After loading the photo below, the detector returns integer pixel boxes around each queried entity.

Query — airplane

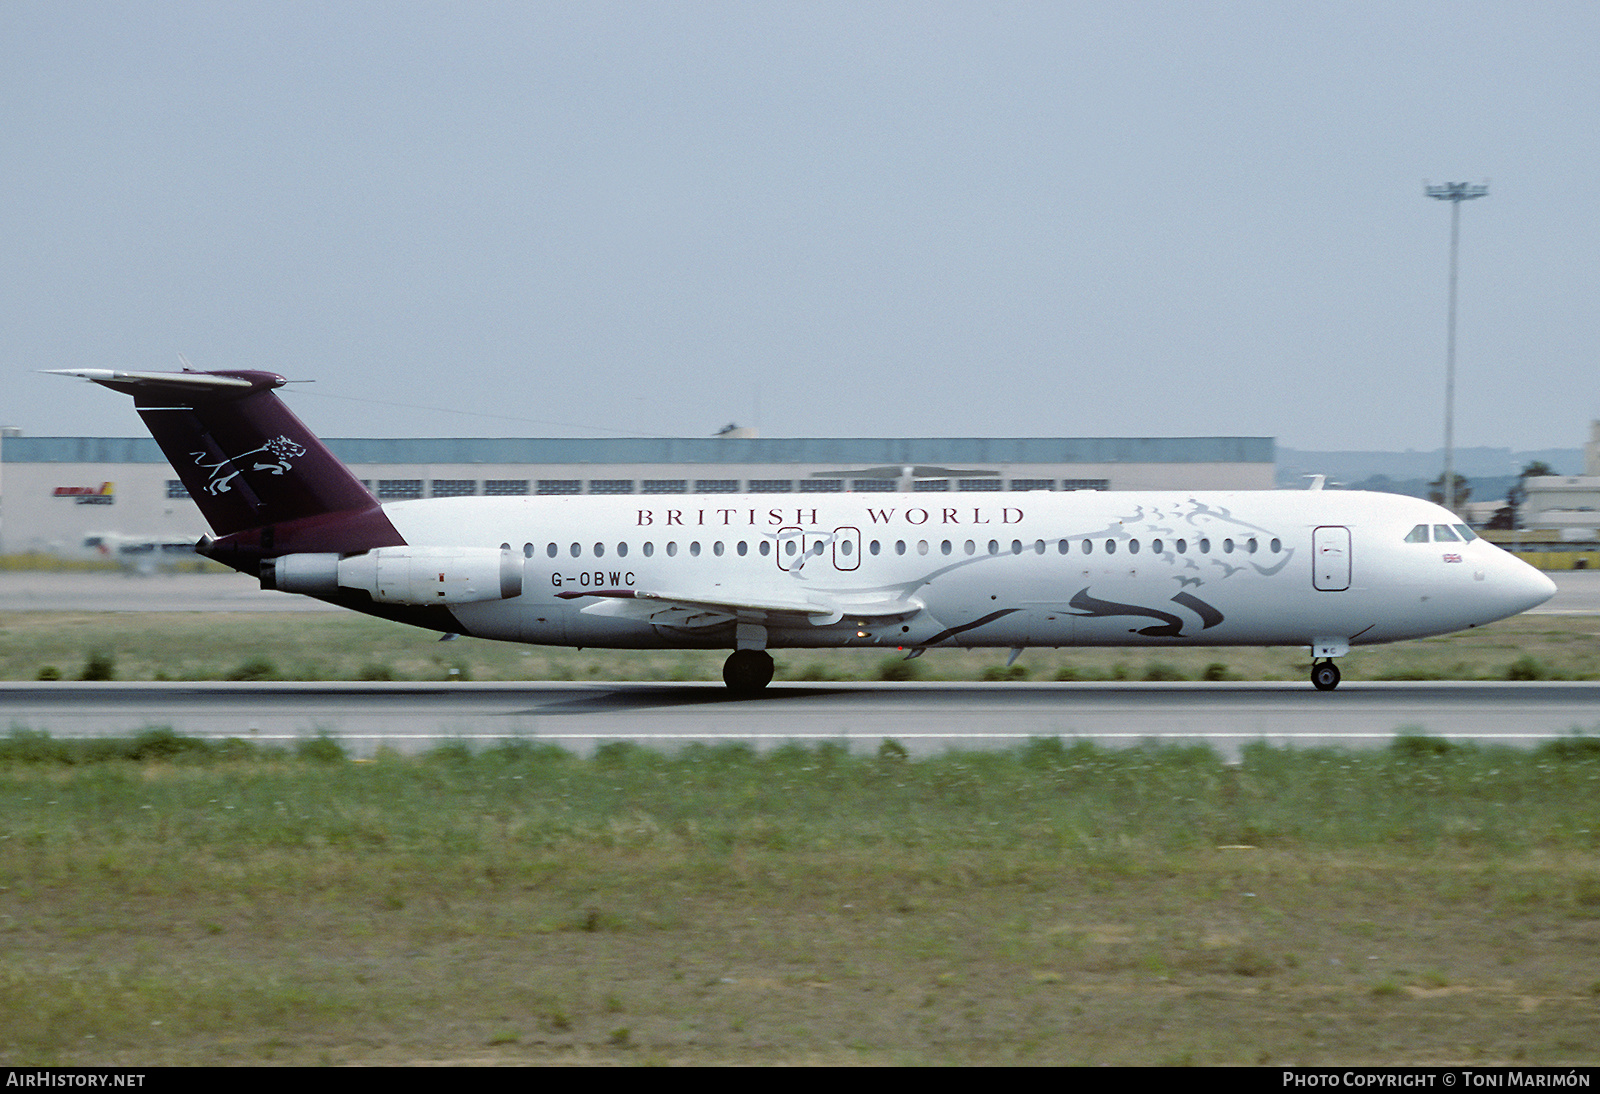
[48,366,1557,693]
[75,532,201,573]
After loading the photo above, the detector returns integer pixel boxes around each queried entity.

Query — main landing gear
[723,649,775,694]
[1311,660,1342,691]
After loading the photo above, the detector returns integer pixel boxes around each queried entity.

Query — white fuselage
[372,489,1555,654]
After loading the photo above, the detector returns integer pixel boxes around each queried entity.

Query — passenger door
[1313,526,1351,591]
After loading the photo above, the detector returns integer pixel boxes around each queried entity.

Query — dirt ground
[7,848,1598,1066]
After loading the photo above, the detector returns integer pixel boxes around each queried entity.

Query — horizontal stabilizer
[43,369,262,392]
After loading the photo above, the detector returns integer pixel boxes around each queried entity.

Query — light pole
[1425,181,1489,515]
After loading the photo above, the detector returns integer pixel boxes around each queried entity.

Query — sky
[3,1,1596,452]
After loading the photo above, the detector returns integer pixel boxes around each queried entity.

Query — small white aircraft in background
[50,367,1556,692]
[75,532,200,573]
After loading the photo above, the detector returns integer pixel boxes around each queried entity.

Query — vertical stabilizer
[47,369,376,536]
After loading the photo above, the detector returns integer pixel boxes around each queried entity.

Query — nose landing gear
[723,649,775,694]
[1309,638,1349,692]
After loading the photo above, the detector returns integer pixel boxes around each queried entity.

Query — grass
[1,730,1599,1064]
[4,610,1600,683]
[2,599,1595,1061]
[0,552,227,574]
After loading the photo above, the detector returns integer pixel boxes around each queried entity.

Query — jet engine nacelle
[268,546,523,605]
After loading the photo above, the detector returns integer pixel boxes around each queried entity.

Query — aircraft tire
[723,649,775,694]
[1311,661,1341,691]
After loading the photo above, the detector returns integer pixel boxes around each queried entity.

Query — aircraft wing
[555,587,923,629]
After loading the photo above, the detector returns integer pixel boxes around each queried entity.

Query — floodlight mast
[1426,181,1489,515]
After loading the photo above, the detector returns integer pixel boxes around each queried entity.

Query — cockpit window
[1454,524,1478,542]
[1433,524,1460,542]
[1404,524,1429,543]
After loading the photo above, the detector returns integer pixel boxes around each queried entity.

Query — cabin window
[1247,538,1258,553]
[1010,540,1022,555]
[917,540,929,555]
[1105,539,1116,555]
[1405,525,1430,543]
[988,540,1000,555]
[896,540,907,556]
[1175,539,1186,553]
[1128,539,1140,555]
[1034,539,1046,555]
[1223,538,1234,554]
[759,541,771,556]
[689,541,701,557]
[1151,539,1162,554]
[736,541,747,557]
[840,540,853,556]
[785,540,797,557]
[1199,538,1210,553]
[1271,538,1281,552]
[1058,539,1070,554]
[965,540,976,555]
[643,542,654,557]
[941,540,952,555]
[523,543,534,558]
[1082,539,1092,555]
[593,543,605,557]
[666,542,678,557]
[869,540,881,555]
[617,542,629,558]
[569,543,581,558]
[1433,525,1460,542]
[713,541,724,556]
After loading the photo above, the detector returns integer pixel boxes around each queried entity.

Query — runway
[4,570,1598,757]
[5,679,1598,757]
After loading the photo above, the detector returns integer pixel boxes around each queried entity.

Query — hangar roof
[7,436,1274,465]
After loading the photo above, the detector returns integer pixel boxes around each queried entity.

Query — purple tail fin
[54,368,375,536]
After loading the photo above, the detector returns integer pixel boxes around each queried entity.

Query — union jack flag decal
[1443,553,1463,563]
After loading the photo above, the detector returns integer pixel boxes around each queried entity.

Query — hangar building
[1,434,1275,558]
